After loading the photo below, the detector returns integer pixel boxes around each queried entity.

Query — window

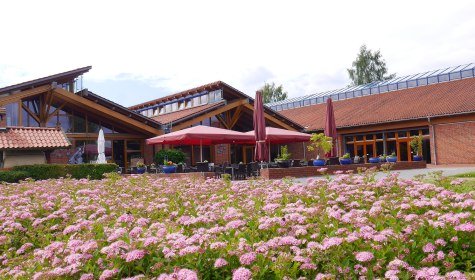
[147,108,153,117]
[200,94,208,104]
[185,100,192,108]
[209,92,215,103]
[193,96,200,106]
[159,107,165,114]
[165,104,172,113]
[178,102,185,110]
[154,108,159,116]
[215,90,222,101]
[171,102,178,111]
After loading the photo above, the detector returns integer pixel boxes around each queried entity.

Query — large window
[6,102,19,126]
[343,128,431,162]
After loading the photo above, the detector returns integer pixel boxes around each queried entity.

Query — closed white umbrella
[97,128,106,164]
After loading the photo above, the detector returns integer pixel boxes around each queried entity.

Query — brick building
[0,63,474,168]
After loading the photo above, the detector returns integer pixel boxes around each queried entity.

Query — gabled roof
[130,81,303,130]
[129,81,227,110]
[77,90,162,128]
[153,101,225,124]
[0,127,71,150]
[0,66,91,94]
[279,77,475,131]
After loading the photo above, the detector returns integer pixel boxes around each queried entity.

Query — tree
[347,44,396,86]
[260,82,288,103]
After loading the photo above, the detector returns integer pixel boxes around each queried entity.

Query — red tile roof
[152,102,224,124]
[130,81,225,110]
[0,127,71,150]
[279,78,475,131]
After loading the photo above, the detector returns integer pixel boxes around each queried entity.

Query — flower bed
[0,172,473,279]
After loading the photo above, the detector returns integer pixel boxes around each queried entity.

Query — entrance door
[243,146,254,163]
[113,140,125,168]
[398,141,410,161]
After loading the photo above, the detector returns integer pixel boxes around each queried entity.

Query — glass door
[398,141,410,161]
[113,140,125,168]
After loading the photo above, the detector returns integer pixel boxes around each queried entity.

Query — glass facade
[343,128,431,162]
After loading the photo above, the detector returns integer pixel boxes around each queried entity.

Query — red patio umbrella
[245,127,311,144]
[324,98,337,157]
[146,125,254,162]
[245,127,311,160]
[253,91,268,162]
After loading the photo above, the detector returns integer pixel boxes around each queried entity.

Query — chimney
[0,107,7,129]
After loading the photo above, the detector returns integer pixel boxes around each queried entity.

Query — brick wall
[144,144,154,165]
[260,161,427,180]
[213,144,230,164]
[48,148,75,164]
[433,121,475,164]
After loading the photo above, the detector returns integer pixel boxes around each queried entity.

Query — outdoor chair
[214,165,224,178]
[235,164,247,180]
[291,159,301,167]
[196,162,209,172]
[248,162,260,177]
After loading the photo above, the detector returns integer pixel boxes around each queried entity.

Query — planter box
[313,159,326,166]
[339,158,352,165]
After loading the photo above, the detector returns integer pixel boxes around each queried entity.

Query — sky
[0,0,474,107]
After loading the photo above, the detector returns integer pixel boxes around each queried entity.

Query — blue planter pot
[137,167,146,174]
[163,165,176,174]
[339,158,352,165]
[368,157,380,163]
[313,159,326,166]
[387,156,397,163]
[413,155,423,161]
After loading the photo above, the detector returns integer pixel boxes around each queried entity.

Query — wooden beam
[172,98,249,131]
[0,85,52,106]
[45,102,66,124]
[45,90,54,119]
[216,114,230,129]
[21,103,40,124]
[53,87,162,136]
[229,105,243,129]
[242,103,297,131]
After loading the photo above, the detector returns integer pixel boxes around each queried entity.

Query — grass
[452,171,475,178]
[416,170,475,194]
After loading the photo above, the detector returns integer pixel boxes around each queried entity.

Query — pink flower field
[0,171,474,279]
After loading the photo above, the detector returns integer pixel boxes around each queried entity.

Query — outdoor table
[225,166,235,179]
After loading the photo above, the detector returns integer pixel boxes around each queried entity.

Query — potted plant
[162,160,177,174]
[410,135,423,161]
[307,133,333,166]
[386,152,397,163]
[368,156,380,163]
[276,145,292,168]
[379,154,387,162]
[339,153,352,165]
[136,162,146,174]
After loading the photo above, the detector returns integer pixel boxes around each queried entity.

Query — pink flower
[454,222,475,232]
[239,252,256,265]
[125,249,146,262]
[79,273,94,280]
[232,267,252,280]
[99,269,118,280]
[214,258,228,268]
[355,251,374,262]
[177,268,198,280]
[422,243,436,253]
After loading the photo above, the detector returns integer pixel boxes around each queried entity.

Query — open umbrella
[97,128,107,164]
[253,91,268,162]
[146,125,254,162]
[245,127,311,160]
[324,98,337,157]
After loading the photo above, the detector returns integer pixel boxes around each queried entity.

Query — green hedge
[0,170,30,183]
[154,149,186,165]
[12,163,118,180]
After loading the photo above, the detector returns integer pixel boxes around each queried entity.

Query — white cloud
[1,0,474,105]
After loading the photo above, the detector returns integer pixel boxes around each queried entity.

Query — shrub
[12,163,117,180]
[154,149,186,165]
[0,170,30,183]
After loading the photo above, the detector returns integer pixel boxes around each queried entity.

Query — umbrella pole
[268,141,271,162]
[200,140,203,162]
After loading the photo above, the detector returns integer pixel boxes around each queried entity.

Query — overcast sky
[1,0,474,106]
